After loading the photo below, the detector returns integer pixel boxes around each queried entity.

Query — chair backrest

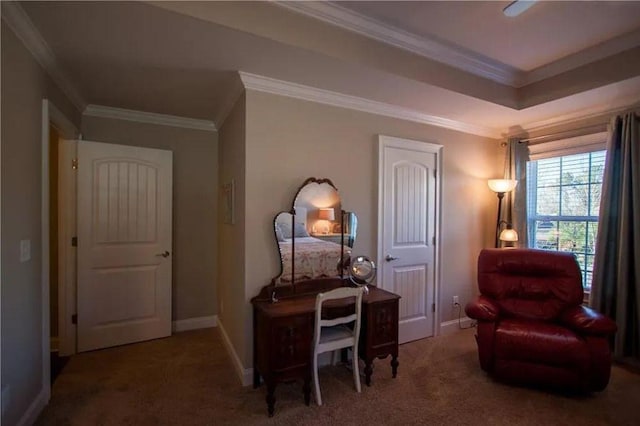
[314,287,364,344]
[477,248,583,321]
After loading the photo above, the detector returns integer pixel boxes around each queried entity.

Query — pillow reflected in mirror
[279,221,310,239]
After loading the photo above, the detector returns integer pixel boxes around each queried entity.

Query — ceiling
[6,1,640,138]
[338,1,640,72]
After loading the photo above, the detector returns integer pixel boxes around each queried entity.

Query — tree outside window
[527,151,605,290]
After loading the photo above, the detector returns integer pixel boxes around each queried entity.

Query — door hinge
[72,158,78,170]
[71,314,77,325]
[432,236,436,245]
[432,303,436,313]
[71,236,77,247]
[434,169,437,178]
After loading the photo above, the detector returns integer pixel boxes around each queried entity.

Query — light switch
[19,239,31,262]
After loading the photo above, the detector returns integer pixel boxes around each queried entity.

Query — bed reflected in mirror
[273,178,357,285]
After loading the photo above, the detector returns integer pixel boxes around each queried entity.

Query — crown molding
[276,2,640,90]
[239,72,500,139]
[83,105,217,132]
[275,1,521,87]
[511,102,640,138]
[1,1,86,110]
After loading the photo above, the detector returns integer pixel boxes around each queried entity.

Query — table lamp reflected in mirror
[317,208,335,234]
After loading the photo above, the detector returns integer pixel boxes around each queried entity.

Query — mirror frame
[272,177,353,286]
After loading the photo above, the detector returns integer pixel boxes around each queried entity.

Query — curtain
[502,138,529,248]
[591,112,640,360]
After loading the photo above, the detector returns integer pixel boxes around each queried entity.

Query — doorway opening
[42,99,79,401]
[48,123,70,383]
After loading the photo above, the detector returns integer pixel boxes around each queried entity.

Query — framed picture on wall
[222,180,235,225]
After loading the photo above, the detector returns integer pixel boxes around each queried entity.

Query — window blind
[528,131,608,161]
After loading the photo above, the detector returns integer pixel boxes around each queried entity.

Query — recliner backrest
[477,248,583,321]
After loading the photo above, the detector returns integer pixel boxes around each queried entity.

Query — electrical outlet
[452,296,459,306]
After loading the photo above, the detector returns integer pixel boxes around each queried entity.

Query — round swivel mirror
[349,255,376,292]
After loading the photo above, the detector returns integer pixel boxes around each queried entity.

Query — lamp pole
[488,179,518,248]
[495,192,505,248]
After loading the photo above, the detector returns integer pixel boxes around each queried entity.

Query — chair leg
[313,352,322,406]
[352,346,361,393]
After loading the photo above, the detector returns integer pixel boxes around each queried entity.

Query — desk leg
[253,368,261,389]
[391,356,399,378]
[303,375,311,406]
[364,360,373,386]
[266,381,276,417]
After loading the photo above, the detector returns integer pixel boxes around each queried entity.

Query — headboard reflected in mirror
[273,177,357,287]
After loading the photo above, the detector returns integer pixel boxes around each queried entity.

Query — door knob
[385,255,398,262]
[156,251,170,258]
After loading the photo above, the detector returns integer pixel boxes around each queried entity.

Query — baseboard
[217,319,253,387]
[172,315,218,332]
[17,387,48,426]
[439,316,475,335]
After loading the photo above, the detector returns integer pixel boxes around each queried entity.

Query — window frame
[525,133,607,293]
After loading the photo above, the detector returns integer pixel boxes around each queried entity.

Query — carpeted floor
[36,327,640,426]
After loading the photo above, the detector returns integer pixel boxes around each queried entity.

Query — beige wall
[217,94,247,362]
[1,21,81,426]
[153,1,517,110]
[81,116,218,321]
[238,89,499,367]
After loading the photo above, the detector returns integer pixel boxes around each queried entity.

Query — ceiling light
[503,0,537,17]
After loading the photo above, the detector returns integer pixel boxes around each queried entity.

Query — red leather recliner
[465,248,617,391]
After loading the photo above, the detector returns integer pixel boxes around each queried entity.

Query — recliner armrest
[465,295,499,322]
[559,305,617,336]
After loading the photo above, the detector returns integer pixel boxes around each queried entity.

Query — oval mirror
[273,178,357,285]
[349,255,376,284]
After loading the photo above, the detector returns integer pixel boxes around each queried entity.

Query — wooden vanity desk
[252,278,400,416]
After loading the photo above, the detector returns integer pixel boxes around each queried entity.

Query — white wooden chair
[312,286,364,406]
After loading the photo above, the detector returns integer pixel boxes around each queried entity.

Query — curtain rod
[516,123,608,144]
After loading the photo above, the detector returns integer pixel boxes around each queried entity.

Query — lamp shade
[499,228,519,242]
[318,208,335,221]
[488,179,518,193]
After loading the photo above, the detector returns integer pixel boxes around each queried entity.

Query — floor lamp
[498,220,519,248]
[488,179,518,248]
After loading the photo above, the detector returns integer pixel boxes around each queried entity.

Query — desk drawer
[270,315,313,372]
[362,300,398,355]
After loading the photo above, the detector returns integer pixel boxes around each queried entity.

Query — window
[527,150,605,290]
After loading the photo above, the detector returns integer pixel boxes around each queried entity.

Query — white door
[77,140,173,352]
[378,136,440,344]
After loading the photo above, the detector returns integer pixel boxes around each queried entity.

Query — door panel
[379,137,439,344]
[394,265,427,319]
[77,141,172,352]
